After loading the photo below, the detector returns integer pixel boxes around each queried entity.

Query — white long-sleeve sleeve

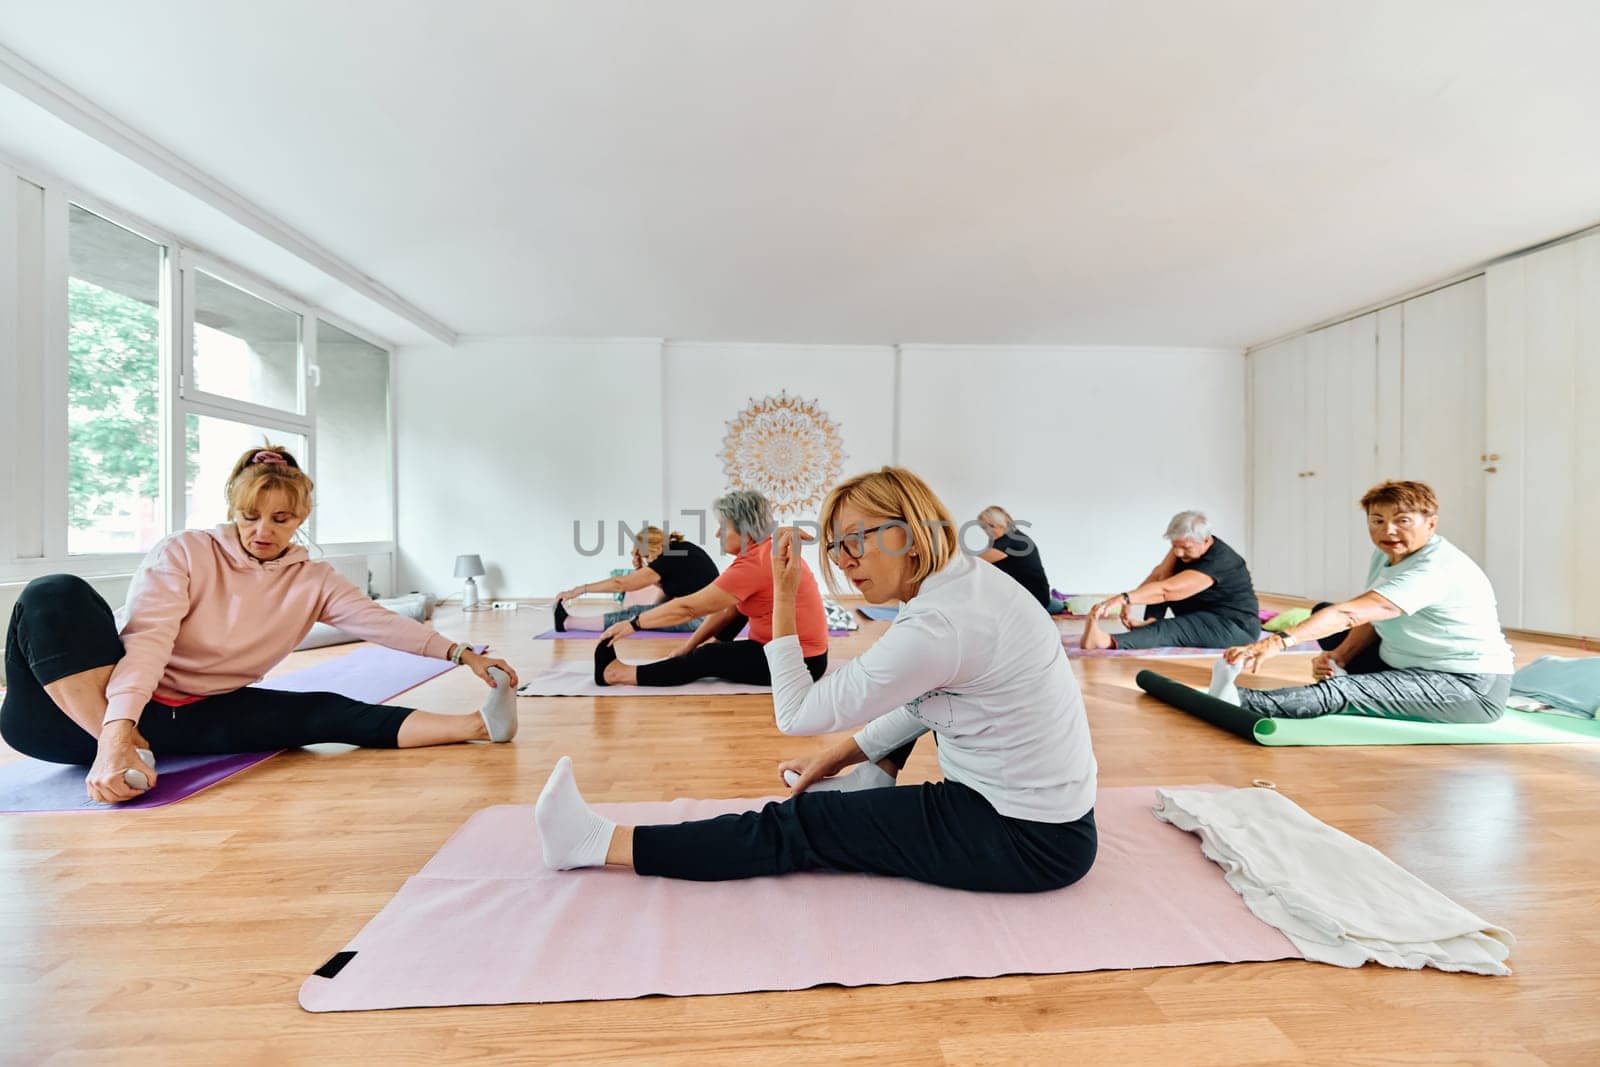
[764,609,961,736]
[854,707,931,762]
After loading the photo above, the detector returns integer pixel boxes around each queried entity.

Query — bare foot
[1079,612,1116,651]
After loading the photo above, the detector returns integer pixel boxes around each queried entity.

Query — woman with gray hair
[593,490,831,687]
[1079,510,1260,651]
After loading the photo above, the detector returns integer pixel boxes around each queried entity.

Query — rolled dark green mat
[1134,670,1271,741]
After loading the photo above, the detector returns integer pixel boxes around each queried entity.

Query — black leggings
[1,574,415,765]
[1115,607,1258,650]
[635,631,829,688]
[633,769,1097,893]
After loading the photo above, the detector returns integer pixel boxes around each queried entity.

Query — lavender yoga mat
[298,785,1301,1011]
[256,644,477,703]
[0,645,468,813]
[518,659,843,697]
[1066,644,1318,660]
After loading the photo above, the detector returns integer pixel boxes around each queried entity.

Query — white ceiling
[3,0,1599,347]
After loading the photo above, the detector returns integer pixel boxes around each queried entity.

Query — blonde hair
[818,467,959,597]
[978,505,1013,530]
[636,526,686,561]
[224,444,314,520]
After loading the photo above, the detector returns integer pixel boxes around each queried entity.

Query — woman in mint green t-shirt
[1211,480,1513,724]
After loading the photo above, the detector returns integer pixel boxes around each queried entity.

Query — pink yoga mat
[298,785,1301,1011]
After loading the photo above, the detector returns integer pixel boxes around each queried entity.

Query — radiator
[325,553,370,592]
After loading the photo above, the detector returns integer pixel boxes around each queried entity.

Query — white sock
[479,667,518,742]
[1208,658,1244,706]
[535,757,616,870]
[783,762,898,793]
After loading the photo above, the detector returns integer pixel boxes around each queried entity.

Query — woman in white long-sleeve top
[531,467,1099,893]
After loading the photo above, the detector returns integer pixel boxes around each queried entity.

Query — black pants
[1115,607,1257,650]
[1,574,415,765]
[633,753,1097,893]
[635,625,829,688]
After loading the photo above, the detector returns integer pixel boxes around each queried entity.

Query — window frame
[0,152,399,585]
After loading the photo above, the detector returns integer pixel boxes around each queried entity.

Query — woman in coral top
[591,490,831,688]
[1,446,520,804]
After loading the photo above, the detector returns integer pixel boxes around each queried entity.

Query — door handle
[1483,466,1498,474]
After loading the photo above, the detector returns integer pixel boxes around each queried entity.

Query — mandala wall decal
[719,391,847,515]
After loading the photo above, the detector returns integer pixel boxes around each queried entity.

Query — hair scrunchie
[252,450,288,467]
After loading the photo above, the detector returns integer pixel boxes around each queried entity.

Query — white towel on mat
[1153,787,1514,975]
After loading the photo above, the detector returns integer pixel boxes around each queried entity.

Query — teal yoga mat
[1135,670,1600,747]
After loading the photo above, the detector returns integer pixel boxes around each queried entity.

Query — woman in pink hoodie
[1,446,521,804]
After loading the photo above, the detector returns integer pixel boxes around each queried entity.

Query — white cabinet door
[1483,232,1600,636]
[1575,236,1600,637]
[1317,314,1379,601]
[1295,329,1326,598]
[1484,259,1527,627]
[1398,277,1488,563]
[1518,241,1581,634]
[1249,336,1309,596]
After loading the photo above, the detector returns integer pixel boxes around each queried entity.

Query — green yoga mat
[1134,670,1600,747]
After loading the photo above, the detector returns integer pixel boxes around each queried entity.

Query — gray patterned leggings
[1238,641,1510,724]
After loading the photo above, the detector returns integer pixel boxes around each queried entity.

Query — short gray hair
[1164,510,1211,542]
[713,490,776,543]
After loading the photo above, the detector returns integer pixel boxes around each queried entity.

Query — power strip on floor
[489,601,519,610]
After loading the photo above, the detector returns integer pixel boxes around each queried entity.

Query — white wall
[662,342,897,529]
[899,346,1248,594]
[392,340,1248,598]
[393,338,664,599]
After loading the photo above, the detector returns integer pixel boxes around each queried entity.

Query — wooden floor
[3,597,1598,1065]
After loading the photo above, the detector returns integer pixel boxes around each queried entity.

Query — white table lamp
[454,554,486,610]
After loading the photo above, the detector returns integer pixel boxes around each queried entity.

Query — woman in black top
[554,527,722,633]
[1080,510,1260,651]
[977,506,1065,614]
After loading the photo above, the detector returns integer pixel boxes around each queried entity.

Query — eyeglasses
[825,524,896,561]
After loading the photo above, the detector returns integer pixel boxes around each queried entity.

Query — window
[66,206,165,555]
[191,269,302,413]
[313,320,393,542]
[2,164,397,583]
[184,414,306,532]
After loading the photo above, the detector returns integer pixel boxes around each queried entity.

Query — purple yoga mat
[0,751,277,813]
[299,785,1301,1011]
[535,628,850,641]
[0,645,470,813]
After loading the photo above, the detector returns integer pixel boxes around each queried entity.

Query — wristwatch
[1277,631,1297,650]
[628,616,643,632]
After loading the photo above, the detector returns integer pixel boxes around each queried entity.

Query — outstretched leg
[1239,668,1509,724]
[534,756,1097,893]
